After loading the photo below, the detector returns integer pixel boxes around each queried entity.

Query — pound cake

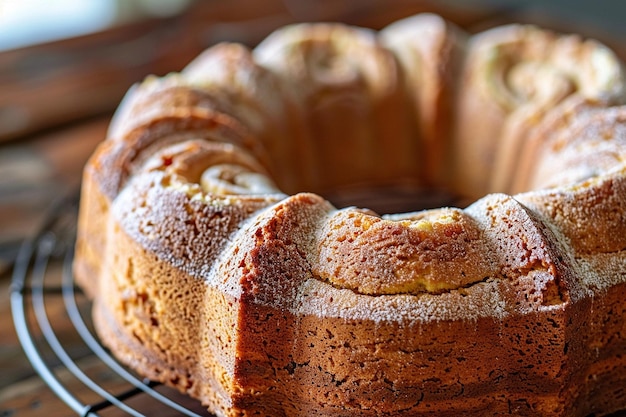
[73,13,626,416]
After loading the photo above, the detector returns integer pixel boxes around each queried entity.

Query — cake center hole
[323,183,466,215]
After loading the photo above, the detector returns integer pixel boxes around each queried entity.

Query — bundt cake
[73,12,626,417]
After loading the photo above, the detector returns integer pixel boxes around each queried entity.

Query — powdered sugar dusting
[294,278,509,323]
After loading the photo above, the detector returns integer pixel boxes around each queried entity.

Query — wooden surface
[0,116,211,415]
[0,118,108,416]
[0,3,500,414]
[2,1,626,415]
[0,0,502,143]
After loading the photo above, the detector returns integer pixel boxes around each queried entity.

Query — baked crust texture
[74,13,626,417]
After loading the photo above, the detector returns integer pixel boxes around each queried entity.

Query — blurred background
[1,1,626,415]
[3,0,626,144]
[3,0,626,309]
[1,0,623,270]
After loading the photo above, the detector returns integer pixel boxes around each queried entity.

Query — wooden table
[0,3,502,415]
[3,2,626,415]
[0,117,212,416]
[0,118,106,416]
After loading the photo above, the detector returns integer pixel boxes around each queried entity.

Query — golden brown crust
[525,107,626,192]
[509,97,607,194]
[74,158,112,297]
[313,207,497,294]
[380,13,468,187]
[518,168,626,258]
[254,22,419,192]
[182,43,307,193]
[452,24,626,199]
[73,13,626,417]
[93,217,240,417]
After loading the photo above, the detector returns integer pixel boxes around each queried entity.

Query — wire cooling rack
[10,193,211,417]
[10,193,626,417]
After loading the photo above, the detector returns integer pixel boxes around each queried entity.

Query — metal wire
[10,194,211,416]
[11,194,626,417]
